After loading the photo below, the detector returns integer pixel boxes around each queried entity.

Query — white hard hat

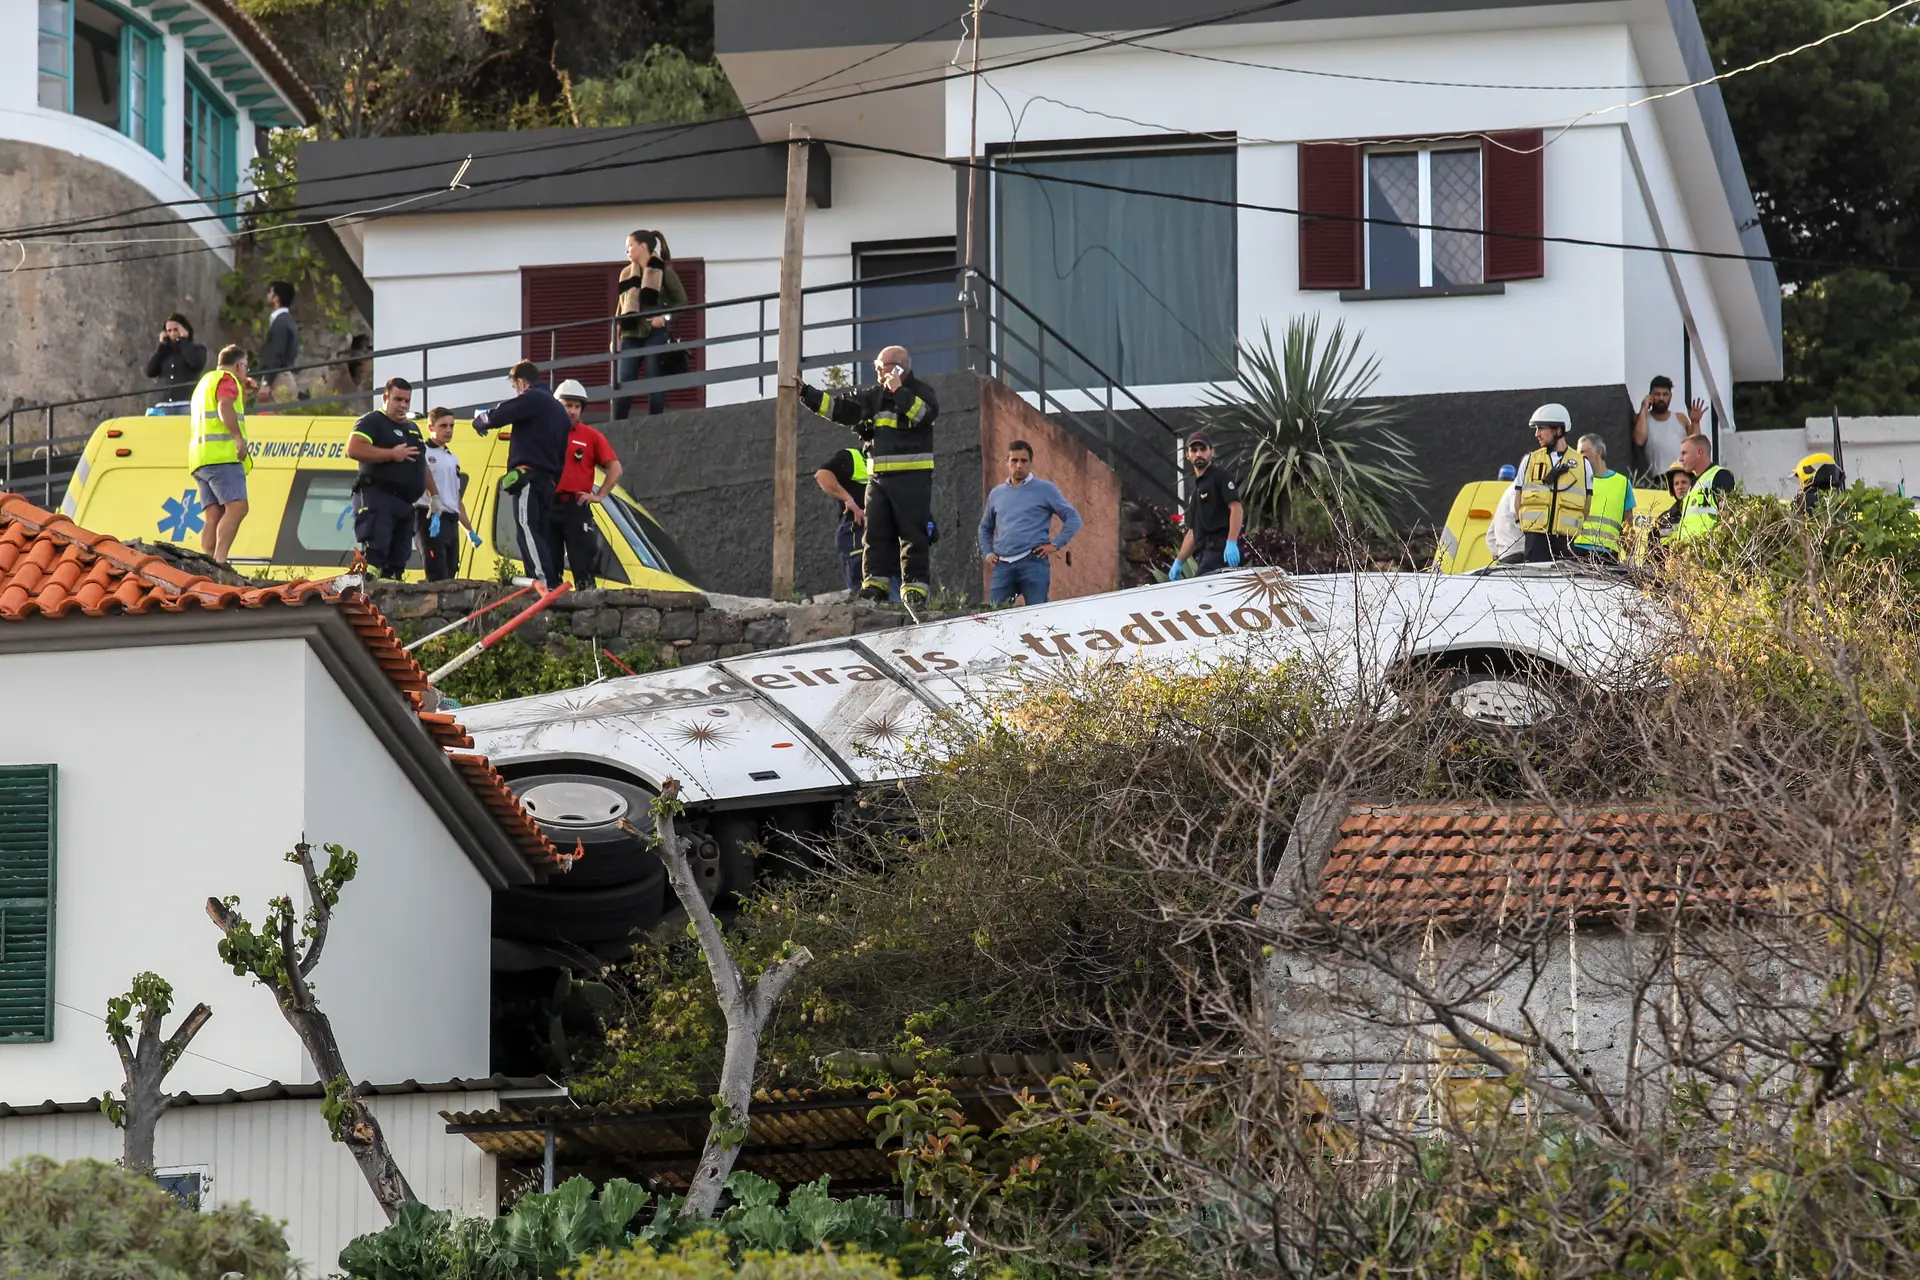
[554,379,589,402]
[1528,402,1571,432]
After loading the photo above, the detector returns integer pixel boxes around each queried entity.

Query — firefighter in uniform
[345,376,433,578]
[812,428,876,594]
[798,345,938,606]
[1512,403,1591,562]
[1793,452,1845,512]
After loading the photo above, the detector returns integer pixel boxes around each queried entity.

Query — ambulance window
[271,472,360,566]
[608,494,704,589]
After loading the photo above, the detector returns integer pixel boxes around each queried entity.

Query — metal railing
[3,267,1185,509]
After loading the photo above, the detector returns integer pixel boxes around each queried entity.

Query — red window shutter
[1482,129,1544,282]
[521,265,619,411]
[665,257,706,411]
[1297,143,1363,290]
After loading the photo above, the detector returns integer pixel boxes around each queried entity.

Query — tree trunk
[287,1002,416,1216]
[627,791,809,1219]
[111,996,210,1172]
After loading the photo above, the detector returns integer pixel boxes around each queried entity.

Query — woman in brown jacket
[612,229,687,418]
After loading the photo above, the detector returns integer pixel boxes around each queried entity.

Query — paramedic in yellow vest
[187,344,253,563]
[812,427,875,595]
[1511,402,1591,563]
[1672,433,1735,543]
[1572,434,1634,565]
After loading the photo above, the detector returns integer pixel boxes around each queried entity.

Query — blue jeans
[614,327,670,418]
[989,556,1051,605]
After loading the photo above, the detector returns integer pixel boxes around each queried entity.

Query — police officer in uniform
[345,376,433,578]
[1169,433,1243,578]
[1512,403,1591,562]
[798,345,939,606]
[1671,433,1734,544]
[812,427,875,594]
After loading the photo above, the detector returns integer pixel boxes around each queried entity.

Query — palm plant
[1198,317,1419,537]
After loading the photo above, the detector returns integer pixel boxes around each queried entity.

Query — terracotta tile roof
[0,493,552,868]
[1314,804,1772,928]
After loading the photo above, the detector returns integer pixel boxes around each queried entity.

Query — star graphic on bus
[157,489,205,541]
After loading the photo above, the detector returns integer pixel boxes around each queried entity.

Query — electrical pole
[962,0,983,367]
[772,123,810,599]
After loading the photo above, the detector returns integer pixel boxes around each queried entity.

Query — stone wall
[369,581,945,668]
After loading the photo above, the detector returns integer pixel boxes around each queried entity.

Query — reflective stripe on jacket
[188,369,249,473]
[1577,471,1630,553]
[846,446,871,484]
[1515,446,1587,538]
[1673,464,1727,542]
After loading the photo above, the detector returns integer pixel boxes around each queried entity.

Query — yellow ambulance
[61,413,703,590]
[1434,478,1676,574]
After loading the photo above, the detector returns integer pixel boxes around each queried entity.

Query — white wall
[0,634,494,1104]
[365,148,954,412]
[301,649,492,1084]
[0,1089,499,1274]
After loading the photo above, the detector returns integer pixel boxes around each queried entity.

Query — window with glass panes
[38,0,72,111]
[37,0,164,158]
[184,70,237,222]
[1364,147,1485,290]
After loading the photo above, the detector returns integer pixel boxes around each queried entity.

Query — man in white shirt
[1632,375,1705,479]
[415,407,479,581]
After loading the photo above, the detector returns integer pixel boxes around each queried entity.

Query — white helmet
[1528,402,1571,433]
[554,379,589,402]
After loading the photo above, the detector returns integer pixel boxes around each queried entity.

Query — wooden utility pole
[772,123,810,599]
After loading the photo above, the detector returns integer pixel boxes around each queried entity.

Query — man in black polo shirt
[345,377,432,578]
[473,359,571,589]
[1170,433,1244,579]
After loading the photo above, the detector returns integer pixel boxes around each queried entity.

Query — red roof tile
[0,493,553,867]
[1314,804,1773,928]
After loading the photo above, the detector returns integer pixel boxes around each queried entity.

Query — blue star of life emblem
[158,488,205,541]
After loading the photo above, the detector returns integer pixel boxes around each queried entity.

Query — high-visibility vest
[188,369,250,473]
[1576,471,1630,553]
[846,446,870,484]
[1673,464,1727,542]
[1515,446,1588,538]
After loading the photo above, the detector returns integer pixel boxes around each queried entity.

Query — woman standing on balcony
[612,230,687,419]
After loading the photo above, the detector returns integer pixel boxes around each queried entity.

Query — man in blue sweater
[473,360,572,589]
[978,439,1082,606]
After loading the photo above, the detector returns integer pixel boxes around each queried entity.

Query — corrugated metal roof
[0,1075,560,1119]
[443,1055,1114,1192]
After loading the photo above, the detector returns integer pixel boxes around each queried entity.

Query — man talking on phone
[797,344,939,608]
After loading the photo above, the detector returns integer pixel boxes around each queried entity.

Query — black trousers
[548,494,603,589]
[1193,536,1231,576]
[863,470,932,595]
[509,466,563,589]
[353,486,417,579]
[1523,532,1575,563]
[415,507,461,581]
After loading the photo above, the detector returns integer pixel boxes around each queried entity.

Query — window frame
[1363,144,1485,292]
[184,67,238,226]
[39,0,74,113]
[121,15,163,157]
[0,764,58,1045]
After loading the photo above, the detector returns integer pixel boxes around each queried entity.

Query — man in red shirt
[549,379,625,588]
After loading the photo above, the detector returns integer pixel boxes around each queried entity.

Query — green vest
[846,446,870,484]
[188,369,249,472]
[1576,471,1630,553]
[1674,464,1727,542]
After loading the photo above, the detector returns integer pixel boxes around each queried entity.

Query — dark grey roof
[297,117,831,220]
[716,0,1603,54]
[0,1075,561,1119]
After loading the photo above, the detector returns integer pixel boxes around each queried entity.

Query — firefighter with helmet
[1794,452,1846,512]
[1511,402,1593,562]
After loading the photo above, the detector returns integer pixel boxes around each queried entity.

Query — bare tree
[206,841,415,1220]
[98,972,212,1171]
[620,778,811,1218]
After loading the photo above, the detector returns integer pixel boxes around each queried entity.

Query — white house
[0,491,565,1270]
[1,0,313,418]
[302,0,1780,514]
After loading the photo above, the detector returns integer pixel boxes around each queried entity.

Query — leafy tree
[206,841,416,1220]
[0,1156,291,1277]
[569,46,742,127]
[1696,0,1920,427]
[221,128,356,359]
[97,972,212,1171]
[1196,318,1418,537]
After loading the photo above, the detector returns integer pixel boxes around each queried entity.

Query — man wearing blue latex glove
[429,511,441,539]
[1168,558,1185,582]
[414,406,476,581]
[1168,433,1244,578]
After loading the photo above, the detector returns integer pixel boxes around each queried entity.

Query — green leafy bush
[340,1174,957,1280]
[571,1235,906,1280]
[0,1156,291,1278]
[406,632,671,707]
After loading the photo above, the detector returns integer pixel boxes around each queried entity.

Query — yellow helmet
[1795,452,1838,489]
